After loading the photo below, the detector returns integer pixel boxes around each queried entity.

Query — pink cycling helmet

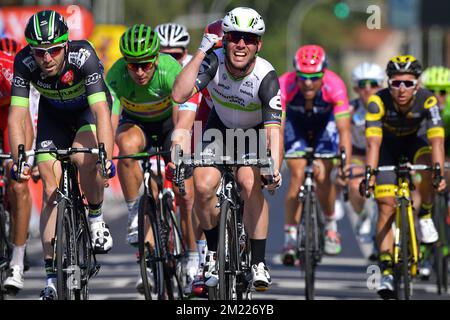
[294,44,327,73]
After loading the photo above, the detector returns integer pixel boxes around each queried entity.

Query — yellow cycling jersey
[365,88,444,140]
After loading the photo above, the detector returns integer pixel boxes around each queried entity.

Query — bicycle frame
[393,176,418,277]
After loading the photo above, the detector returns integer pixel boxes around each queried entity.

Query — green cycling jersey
[106,53,182,122]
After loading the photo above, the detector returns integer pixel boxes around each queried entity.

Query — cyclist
[8,10,115,300]
[0,38,37,294]
[348,62,384,245]
[172,7,282,291]
[106,24,196,293]
[363,55,446,298]
[418,66,450,279]
[154,22,211,295]
[279,44,352,265]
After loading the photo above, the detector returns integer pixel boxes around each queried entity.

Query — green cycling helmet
[120,24,160,62]
[422,66,450,91]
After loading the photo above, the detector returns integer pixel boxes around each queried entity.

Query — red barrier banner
[0,5,94,45]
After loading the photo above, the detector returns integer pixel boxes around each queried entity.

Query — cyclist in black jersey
[363,55,446,298]
[8,10,115,300]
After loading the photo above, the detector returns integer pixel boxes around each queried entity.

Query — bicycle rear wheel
[302,192,316,300]
[218,200,238,300]
[56,199,77,300]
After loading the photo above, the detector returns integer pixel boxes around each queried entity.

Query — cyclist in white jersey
[171,7,282,292]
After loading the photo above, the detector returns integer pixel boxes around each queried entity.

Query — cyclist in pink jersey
[280,45,352,264]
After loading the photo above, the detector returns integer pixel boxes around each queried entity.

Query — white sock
[126,198,139,213]
[46,277,57,288]
[325,215,337,232]
[10,244,26,269]
[196,240,207,267]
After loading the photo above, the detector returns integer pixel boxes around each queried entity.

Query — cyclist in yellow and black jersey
[363,55,446,299]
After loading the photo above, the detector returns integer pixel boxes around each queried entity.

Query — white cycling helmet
[351,62,384,85]
[155,23,190,48]
[222,7,265,36]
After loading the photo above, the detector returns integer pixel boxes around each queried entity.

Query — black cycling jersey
[11,40,110,111]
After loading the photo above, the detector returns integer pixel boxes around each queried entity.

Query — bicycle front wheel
[56,199,77,300]
[218,200,238,300]
[400,198,411,300]
[302,192,316,300]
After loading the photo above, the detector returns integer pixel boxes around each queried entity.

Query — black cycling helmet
[24,10,69,46]
[386,55,422,78]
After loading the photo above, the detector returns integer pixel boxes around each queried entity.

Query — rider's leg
[72,126,113,253]
[115,123,145,245]
[283,159,306,263]
[415,150,438,244]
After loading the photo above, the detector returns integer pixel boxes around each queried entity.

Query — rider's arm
[331,74,352,165]
[260,70,283,171]
[82,45,114,160]
[172,53,218,154]
[8,53,31,162]
[172,51,218,104]
[425,95,446,176]
[365,94,384,170]
[105,64,123,136]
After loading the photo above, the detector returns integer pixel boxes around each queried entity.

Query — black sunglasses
[225,32,260,45]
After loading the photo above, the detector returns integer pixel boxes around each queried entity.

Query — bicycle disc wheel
[218,200,237,300]
[303,193,316,300]
[56,199,77,300]
[400,198,411,300]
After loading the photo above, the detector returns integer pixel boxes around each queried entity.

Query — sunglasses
[225,32,259,45]
[126,60,155,72]
[31,43,66,58]
[388,79,417,89]
[357,79,380,89]
[431,89,448,96]
[166,51,184,61]
[296,72,324,81]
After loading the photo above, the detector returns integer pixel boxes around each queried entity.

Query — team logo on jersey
[22,56,37,72]
[269,90,282,110]
[85,73,101,86]
[60,70,74,86]
[36,80,51,89]
[243,80,254,89]
[69,48,91,69]
[13,77,27,88]
[41,140,53,148]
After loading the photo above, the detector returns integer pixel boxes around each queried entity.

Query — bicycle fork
[393,183,419,277]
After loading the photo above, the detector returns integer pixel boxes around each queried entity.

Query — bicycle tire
[0,204,9,300]
[303,192,315,300]
[138,195,159,299]
[433,194,444,295]
[56,199,76,300]
[75,207,92,300]
[164,200,184,300]
[400,198,411,300]
[218,200,237,300]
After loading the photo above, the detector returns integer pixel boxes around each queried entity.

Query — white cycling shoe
[90,221,113,254]
[4,265,24,291]
[419,217,438,244]
[251,262,272,292]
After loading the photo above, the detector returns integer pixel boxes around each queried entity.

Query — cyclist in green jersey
[106,24,195,294]
[419,66,450,278]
